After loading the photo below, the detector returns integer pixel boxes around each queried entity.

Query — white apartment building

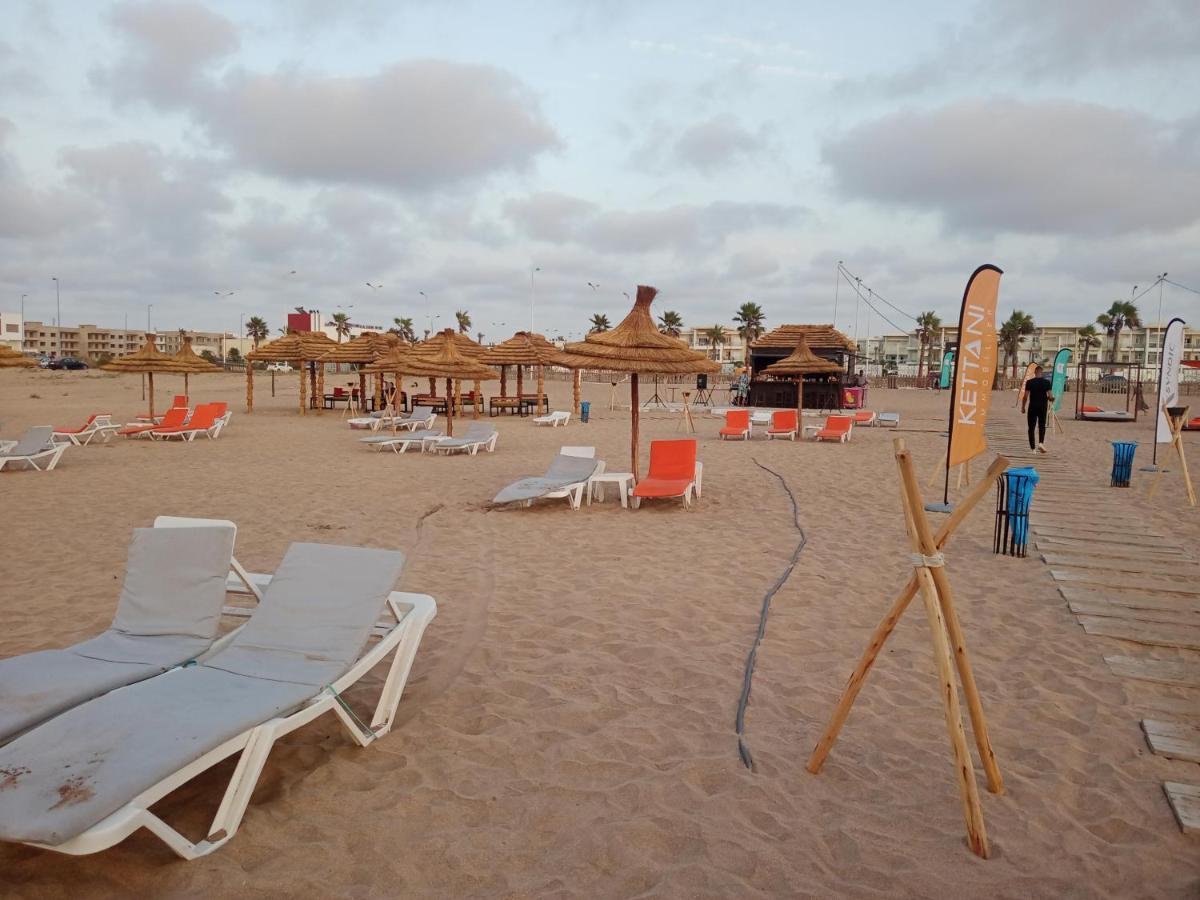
[0,312,23,351]
[679,325,743,364]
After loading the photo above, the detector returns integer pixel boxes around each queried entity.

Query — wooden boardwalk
[986,414,1200,836]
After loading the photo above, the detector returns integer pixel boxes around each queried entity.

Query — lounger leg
[204,722,282,848]
[368,608,436,738]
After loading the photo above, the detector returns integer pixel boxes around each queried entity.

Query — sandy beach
[1,368,1197,898]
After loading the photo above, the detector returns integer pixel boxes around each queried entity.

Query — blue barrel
[995,466,1039,556]
[1110,441,1137,487]
[580,401,590,423]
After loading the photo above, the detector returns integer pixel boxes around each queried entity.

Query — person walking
[1021,365,1054,453]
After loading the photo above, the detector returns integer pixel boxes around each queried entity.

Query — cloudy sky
[2,0,1198,342]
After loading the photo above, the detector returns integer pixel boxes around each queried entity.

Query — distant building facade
[679,325,741,363]
[16,319,241,363]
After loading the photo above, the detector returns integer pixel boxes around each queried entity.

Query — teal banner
[938,351,955,389]
[1051,347,1071,411]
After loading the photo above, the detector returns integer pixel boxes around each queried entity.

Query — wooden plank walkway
[987,414,1200,836]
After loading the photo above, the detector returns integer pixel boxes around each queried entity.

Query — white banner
[1156,318,1186,443]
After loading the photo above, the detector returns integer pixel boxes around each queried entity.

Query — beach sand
[1,368,1197,898]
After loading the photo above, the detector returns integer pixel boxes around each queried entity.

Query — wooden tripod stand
[807,441,1008,859]
[1148,404,1196,507]
[676,391,696,433]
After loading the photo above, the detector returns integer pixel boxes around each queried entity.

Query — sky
[1,0,1198,343]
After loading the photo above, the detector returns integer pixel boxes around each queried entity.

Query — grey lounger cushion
[0,542,404,846]
[360,429,443,445]
[438,423,495,448]
[492,454,600,505]
[0,426,54,458]
[0,525,236,744]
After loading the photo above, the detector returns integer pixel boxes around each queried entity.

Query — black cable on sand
[736,459,808,770]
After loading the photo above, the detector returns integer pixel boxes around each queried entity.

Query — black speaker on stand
[694,372,712,405]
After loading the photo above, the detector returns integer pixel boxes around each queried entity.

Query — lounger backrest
[5,426,54,457]
[560,446,595,458]
[412,407,433,421]
[826,415,853,433]
[724,410,750,429]
[647,439,697,481]
[772,410,797,430]
[181,404,221,429]
[157,407,189,429]
[545,454,600,482]
[208,543,405,686]
[462,423,495,441]
[172,395,187,408]
[109,526,237,639]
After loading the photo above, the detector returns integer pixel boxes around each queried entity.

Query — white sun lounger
[433,423,498,455]
[492,448,602,510]
[0,541,435,859]
[363,430,445,453]
[0,426,68,472]
[532,410,570,427]
[353,407,437,432]
[52,414,121,446]
[0,524,251,747]
[878,412,900,428]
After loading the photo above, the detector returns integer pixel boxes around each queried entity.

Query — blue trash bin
[994,466,1039,557]
[580,401,590,423]
[1110,441,1137,487]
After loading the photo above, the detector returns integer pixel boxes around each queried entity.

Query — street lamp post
[529,265,541,332]
[147,304,153,332]
[19,293,26,352]
[51,277,60,358]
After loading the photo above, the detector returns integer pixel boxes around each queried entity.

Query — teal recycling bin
[580,401,590,423]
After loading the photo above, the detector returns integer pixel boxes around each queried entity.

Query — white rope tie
[911,552,946,568]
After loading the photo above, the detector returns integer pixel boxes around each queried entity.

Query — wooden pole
[573,369,581,416]
[428,377,436,397]
[1166,405,1196,507]
[359,372,367,411]
[374,372,383,411]
[455,377,463,423]
[246,365,253,413]
[537,365,545,415]
[807,454,1008,775]
[184,372,190,398]
[147,372,155,419]
[446,377,455,437]
[897,443,1003,796]
[472,378,481,419]
[631,373,640,481]
[316,364,325,414]
[501,365,508,397]
[298,363,306,415]
[517,365,524,403]
[896,449,990,858]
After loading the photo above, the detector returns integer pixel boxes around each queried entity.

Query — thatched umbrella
[554,285,718,480]
[317,332,403,411]
[169,335,222,397]
[761,334,843,413]
[0,345,36,368]
[412,330,487,416]
[395,329,496,436]
[100,333,182,418]
[485,331,562,415]
[245,331,338,414]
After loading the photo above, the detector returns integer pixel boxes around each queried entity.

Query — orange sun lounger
[151,403,226,441]
[631,439,700,509]
[53,414,120,446]
[719,410,752,441]
[120,406,188,438]
[814,415,854,443]
[766,410,798,440]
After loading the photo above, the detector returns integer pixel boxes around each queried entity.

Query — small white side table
[802,424,821,439]
[589,472,634,508]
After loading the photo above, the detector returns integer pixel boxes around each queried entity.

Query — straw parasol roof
[246,330,338,362]
[556,286,721,375]
[554,285,718,480]
[0,344,36,368]
[101,333,185,417]
[761,334,843,377]
[751,324,856,353]
[393,329,496,436]
[169,335,222,395]
[485,331,563,366]
[411,329,485,358]
[316,331,403,365]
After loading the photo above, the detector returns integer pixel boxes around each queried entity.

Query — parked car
[266,362,293,372]
[1098,373,1127,393]
[47,357,89,370]
[36,356,53,368]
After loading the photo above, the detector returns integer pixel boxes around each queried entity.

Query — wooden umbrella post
[455,377,463,421]
[246,365,254,413]
[500,365,508,397]
[537,365,546,415]
[375,373,383,411]
[359,372,367,412]
[147,372,155,419]
[428,377,436,397]
[630,372,640,481]
[446,377,455,437]
[315,363,325,414]
[298,363,306,415]
[184,372,190,398]
[573,369,581,416]
[517,365,524,406]
[472,378,481,419]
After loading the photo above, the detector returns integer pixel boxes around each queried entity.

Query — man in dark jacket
[1021,365,1054,453]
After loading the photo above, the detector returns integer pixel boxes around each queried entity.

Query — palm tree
[704,325,726,361]
[1076,323,1102,361]
[455,310,472,334]
[245,316,269,348]
[658,310,683,336]
[390,317,416,342]
[1096,300,1141,361]
[733,302,766,365]
[588,313,611,334]
[998,310,1035,378]
[330,312,351,342]
[914,311,942,378]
